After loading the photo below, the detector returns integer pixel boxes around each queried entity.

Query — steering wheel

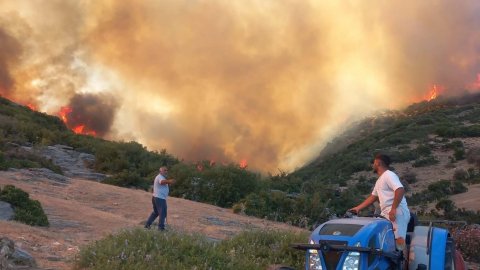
[344,210,358,218]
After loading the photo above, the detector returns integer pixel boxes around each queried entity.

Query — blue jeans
[145,197,167,230]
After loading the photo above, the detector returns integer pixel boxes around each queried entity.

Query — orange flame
[58,106,96,136]
[26,103,36,110]
[59,106,72,123]
[467,73,480,90]
[426,84,442,101]
[239,159,248,169]
[72,125,97,136]
[73,125,85,134]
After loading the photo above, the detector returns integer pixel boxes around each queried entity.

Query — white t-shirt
[372,170,408,217]
[153,173,169,199]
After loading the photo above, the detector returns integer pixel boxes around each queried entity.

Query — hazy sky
[1,1,479,172]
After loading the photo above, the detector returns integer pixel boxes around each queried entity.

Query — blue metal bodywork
[306,217,397,270]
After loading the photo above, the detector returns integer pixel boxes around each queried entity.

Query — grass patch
[75,228,308,270]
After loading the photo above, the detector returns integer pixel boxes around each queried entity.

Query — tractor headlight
[308,240,322,270]
[342,251,360,270]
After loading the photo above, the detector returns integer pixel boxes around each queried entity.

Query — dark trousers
[145,197,167,230]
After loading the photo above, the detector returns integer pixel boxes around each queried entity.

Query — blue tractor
[292,213,466,270]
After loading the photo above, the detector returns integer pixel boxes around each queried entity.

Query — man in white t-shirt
[145,166,175,231]
[350,154,410,251]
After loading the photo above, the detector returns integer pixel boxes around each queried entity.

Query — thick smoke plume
[65,93,118,137]
[1,1,479,172]
[0,27,21,95]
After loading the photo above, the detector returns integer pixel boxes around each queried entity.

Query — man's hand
[349,207,361,214]
[389,207,397,221]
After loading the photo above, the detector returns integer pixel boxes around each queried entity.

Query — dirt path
[0,170,302,269]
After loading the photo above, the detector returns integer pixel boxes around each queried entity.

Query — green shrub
[454,148,466,161]
[401,170,417,184]
[0,148,63,174]
[408,180,468,206]
[0,185,49,226]
[416,144,432,156]
[466,148,480,168]
[75,228,308,270]
[412,156,439,167]
[354,176,375,193]
[103,171,150,190]
[453,168,469,182]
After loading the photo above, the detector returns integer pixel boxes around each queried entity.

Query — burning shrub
[452,226,480,263]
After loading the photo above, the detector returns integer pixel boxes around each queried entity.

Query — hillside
[0,169,301,269]
[291,94,480,216]
[1,94,480,268]
[1,93,480,227]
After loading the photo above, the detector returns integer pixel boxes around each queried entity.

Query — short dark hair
[375,153,391,167]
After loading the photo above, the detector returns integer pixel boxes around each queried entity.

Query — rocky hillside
[293,94,480,214]
[0,167,301,270]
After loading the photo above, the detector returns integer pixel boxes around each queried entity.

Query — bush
[75,228,308,270]
[408,180,467,206]
[466,148,480,168]
[354,176,375,194]
[412,156,439,167]
[401,170,417,184]
[0,185,49,226]
[0,147,63,174]
[452,227,480,263]
[445,139,467,161]
[453,168,469,182]
[170,163,261,208]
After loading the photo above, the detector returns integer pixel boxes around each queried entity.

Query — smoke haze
[1,1,479,171]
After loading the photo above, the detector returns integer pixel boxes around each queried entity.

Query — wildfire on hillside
[58,106,97,136]
[1,1,480,172]
[425,84,443,102]
[239,159,248,169]
[26,103,36,111]
[468,73,480,90]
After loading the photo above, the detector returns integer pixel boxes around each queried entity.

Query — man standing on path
[350,154,410,251]
[145,166,175,231]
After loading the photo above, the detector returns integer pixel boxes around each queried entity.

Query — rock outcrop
[0,237,36,270]
[21,144,107,181]
[0,201,14,221]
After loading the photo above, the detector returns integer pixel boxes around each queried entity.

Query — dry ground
[0,170,303,270]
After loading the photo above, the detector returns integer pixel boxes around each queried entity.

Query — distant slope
[293,93,480,213]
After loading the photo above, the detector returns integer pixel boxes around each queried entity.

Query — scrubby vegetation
[2,94,480,229]
[75,228,308,270]
[0,96,178,189]
[452,226,480,263]
[0,185,49,226]
[408,180,468,206]
[4,94,480,228]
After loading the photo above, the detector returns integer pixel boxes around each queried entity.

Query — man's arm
[388,187,405,221]
[160,179,175,185]
[349,195,378,214]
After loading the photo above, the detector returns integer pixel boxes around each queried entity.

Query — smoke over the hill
[0,27,21,95]
[1,1,479,171]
